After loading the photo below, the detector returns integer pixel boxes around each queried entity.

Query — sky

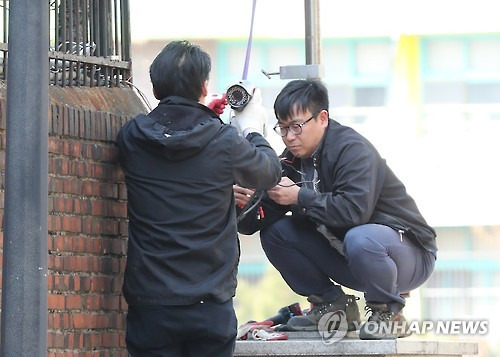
[129,0,500,42]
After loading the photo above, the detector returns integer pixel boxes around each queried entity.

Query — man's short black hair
[149,40,211,101]
[274,79,329,121]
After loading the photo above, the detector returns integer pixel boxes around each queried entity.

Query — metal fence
[0,0,132,87]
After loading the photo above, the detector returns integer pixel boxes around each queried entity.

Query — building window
[421,35,500,104]
[324,38,391,108]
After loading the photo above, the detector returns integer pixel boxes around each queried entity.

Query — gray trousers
[260,217,436,312]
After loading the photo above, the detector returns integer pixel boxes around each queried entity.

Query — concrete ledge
[234,339,479,356]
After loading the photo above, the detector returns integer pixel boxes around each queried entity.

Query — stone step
[234,339,479,357]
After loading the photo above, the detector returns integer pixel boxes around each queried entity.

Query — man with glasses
[235,79,437,339]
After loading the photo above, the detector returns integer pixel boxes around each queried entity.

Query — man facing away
[235,79,437,340]
[117,40,281,356]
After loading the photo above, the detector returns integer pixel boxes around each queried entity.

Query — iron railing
[0,0,132,87]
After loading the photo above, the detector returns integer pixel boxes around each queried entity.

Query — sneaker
[286,294,360,331]
[359,302,411,340]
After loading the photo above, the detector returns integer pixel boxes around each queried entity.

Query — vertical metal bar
[96,66,101,86]
[89,0,95,55]
[3,0,7,80]
[60,0,67,51]
[99,0,106,87]
[92,1,102,57]
[103,66,108,87]
[54,1,58,47]
[83,0,88,52]
[3,0,7,43]
[120,0,131,62]
[304,0,321,65]
[76,0,81,85]
[48,1,52,84]
[53,0,59,85]
[121,0,131,83]
[91,64,96,87]
[1,0,49,354]
[89,0,95,86]
[96,0,102,57]
[68,0,73,46]
[1,48,4,81]
[113,0,119,57]
[68,0,74,86]
[115,68,120,87]
[48,0,51,48]
[75,0,80,46]
[100,0,109,58]
[83,62,88,85]
[54,0,59,47]
[61,0,67,86]
[2,0,7,80]
[83,0,92,85]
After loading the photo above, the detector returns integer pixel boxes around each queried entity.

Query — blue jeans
[260,217,435,312]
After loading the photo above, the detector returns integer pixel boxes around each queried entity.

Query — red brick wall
[0,86,146,356]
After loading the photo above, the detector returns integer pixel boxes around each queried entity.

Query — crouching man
[235,79,437,339]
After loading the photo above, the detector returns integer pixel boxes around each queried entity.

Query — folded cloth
[249,328,288,341]
[236,320,288,341]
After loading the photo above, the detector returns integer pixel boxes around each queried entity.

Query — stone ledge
[234,339,479,357]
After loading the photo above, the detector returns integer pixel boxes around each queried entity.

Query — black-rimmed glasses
[273,113,317,137]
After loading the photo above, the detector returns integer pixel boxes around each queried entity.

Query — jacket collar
[156,95,222,121]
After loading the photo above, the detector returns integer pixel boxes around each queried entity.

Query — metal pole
[304,0,321,65]
[121,0,131,62]
[1,0,49,355]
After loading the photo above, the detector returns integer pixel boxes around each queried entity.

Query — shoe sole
[288,322,359,332]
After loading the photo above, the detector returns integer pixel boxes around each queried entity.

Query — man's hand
[230,88,267,137]
[233,184,256,207]
[268,177,300,205]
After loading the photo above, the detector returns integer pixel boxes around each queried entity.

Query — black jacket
[239,119,437,255]
[117,96,281,305]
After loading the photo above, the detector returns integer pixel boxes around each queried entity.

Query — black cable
[236,190,264,223]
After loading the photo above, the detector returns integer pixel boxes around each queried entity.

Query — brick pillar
[0,85,146,356]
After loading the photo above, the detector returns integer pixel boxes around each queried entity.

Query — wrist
[243,127,262,137]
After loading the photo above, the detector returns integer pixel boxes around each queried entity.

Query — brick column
[0,85,146,356]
